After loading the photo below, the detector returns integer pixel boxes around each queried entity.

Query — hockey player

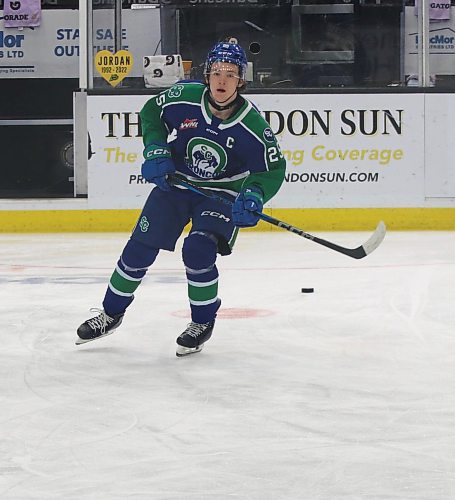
[77,40,286,356]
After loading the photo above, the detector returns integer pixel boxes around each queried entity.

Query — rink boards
[1,92,455,231]
[0,207,454,232]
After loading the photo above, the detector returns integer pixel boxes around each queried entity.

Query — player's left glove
[232,186,264,227]
[141,143,175,192]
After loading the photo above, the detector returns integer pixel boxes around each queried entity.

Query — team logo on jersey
[185,137,228,178]
[263,127,274,143]
[167,84,184,99]
[180,118,198,130]
[139,216,149,233]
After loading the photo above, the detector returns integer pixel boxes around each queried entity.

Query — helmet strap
[207,90,242,112]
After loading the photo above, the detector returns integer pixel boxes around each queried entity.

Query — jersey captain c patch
[185,137,228,178]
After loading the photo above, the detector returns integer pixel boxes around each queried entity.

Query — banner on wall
[3,0,41,28]
[405,6,455,76]
[258,93,424,209]
[0,8,160,78]
[86,93,425,209]
[414,0,451,21]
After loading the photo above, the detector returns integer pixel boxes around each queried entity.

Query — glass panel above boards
[80,0,455,90]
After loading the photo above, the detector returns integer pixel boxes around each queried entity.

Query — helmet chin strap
[207,89,241,111]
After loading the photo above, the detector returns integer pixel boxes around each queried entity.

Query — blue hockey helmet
[204,41,248,79]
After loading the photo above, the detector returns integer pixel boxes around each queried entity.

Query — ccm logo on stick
[201,211,230,222]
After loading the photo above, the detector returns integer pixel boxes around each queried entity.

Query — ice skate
[176,320,215,357]
[76,308,124,345]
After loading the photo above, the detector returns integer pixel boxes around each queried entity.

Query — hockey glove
[232,186,264,227]
[141,143,175,192]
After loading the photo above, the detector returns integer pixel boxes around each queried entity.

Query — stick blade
[360,220,386,257]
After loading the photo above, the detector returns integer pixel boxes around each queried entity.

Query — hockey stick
[168,175,386,260]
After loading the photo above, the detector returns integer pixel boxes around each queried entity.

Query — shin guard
[182,231,221,324]
[103,239,159,316]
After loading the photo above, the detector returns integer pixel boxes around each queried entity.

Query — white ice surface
[1,230,455,499]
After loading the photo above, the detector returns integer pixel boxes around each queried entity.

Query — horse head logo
[186,138,227,178]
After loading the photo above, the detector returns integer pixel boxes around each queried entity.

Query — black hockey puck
[301,288,314,293]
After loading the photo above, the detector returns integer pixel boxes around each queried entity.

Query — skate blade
[176,344,204,357]
[75,329,117,345]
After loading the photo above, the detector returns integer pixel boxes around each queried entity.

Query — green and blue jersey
[140,82,286,203]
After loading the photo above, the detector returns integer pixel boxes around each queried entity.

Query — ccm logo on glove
[141,143,175,191]
[144,143,172,160]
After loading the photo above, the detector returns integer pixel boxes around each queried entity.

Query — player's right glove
[141,143,175,192]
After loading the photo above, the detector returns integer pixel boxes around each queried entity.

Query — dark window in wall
[176,5,292,88]
[0,1,78,197]
[173,1,403,88]
[0,78,77,197]
[355,4,402,87]
[0,125,74,198]
[287,1,402,87]
[0,79,77,120]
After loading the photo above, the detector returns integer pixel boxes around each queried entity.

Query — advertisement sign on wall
[3,0,41,28]
[87,93,425,209]
[0,8,160,78]
[257,93,424,208]
[404,6,455,76]
[424,93,455,198]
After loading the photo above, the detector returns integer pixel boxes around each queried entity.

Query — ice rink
[1,228,455,499]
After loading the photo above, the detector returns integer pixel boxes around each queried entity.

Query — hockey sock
[103,239,159,316]
[182,231,221,324]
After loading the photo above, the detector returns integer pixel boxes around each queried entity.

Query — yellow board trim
[0,210,141,233]
[0,208,454,232]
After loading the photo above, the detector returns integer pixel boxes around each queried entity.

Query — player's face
[208,62,243,104]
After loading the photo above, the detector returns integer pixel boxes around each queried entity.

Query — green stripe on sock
[228,227,239,250]
[188,282,218,302]
[110,270,142,294]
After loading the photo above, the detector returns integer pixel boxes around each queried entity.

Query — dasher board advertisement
[86,93,424,209]
[424,93,455,198]
[0,8,160,78]
[262,93,424,208]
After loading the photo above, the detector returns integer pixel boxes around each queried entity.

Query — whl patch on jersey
[180,118,198,130]
[185,137,227,178]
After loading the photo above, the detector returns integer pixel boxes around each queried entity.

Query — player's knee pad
[182,231,217,271]
[120,238,159,278]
